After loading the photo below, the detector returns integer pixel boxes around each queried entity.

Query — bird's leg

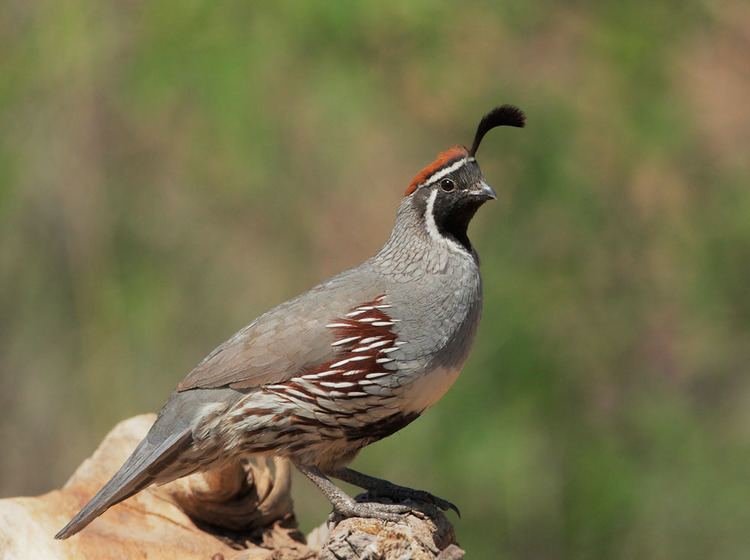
[293,462,411,522]
[330,467,460,516]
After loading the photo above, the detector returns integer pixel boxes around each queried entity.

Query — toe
[430,496,461,517]
[401,490,460,517]
[371,511,403,523]
[334,498,413,523]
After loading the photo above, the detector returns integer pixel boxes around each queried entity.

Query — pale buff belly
[396,364,464,414]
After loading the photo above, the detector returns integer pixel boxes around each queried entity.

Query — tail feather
[54,429,191,539]
[54,387,242,539]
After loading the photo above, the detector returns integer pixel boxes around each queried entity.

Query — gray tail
[54,427,191,539]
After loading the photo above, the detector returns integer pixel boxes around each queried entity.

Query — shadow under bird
[55,105,526,539]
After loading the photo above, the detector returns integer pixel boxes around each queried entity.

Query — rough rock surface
[0,414,464,559]
[312,510,461,560]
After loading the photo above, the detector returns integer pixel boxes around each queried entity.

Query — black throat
[431,194,483,253]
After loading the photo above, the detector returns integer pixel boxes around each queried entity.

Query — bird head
[404,105,525,251]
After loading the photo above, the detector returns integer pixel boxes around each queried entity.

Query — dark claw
[416,492,460,518]
[435,497,461,518]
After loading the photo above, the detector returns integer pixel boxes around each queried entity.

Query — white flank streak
[376,357,395,364]
[301,370,341,380]
[374,304,392,309]
[330,355,368,367]
[381,347,400,354]
[320,381,356,389]
[331,336,360,347]
[306,385,330,397]
[353,340,389,352]
[326,322,350,328]
[330,358,353,368]
[345,309,367,317]
[356,306,374,311]
[371,321,394,327]
[357,317,377,323]
[365,372,390,379]
[343,369,364,376]
[359,336,382,344]
[283,387,311,400]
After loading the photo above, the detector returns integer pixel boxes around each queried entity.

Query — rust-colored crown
[404,105,525,197]
[405,146,468,196]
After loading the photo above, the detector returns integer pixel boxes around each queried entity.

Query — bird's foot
[330,496,413,523]
[293,462,415,524]
[361,484,460,517]
[329,467,461,517]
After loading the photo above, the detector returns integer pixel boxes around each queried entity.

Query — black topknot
[468,105,526,157]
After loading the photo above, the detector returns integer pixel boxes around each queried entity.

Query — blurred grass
[2,1,750,557]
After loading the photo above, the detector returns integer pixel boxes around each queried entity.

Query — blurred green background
[2,1,749,557]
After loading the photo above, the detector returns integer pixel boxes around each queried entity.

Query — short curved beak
[472,181,497,201]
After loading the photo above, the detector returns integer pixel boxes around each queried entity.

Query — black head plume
[468,105,526,157]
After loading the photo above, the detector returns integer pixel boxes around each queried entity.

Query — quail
[56,105,525,539]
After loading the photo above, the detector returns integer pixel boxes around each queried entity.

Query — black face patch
[426,160,488,252]
[431,193,484,251]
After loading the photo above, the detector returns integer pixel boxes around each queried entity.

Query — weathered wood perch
[0,415,465,559]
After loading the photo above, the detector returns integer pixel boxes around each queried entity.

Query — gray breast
[374,233,483,377]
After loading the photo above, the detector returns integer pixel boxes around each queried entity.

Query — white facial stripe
[424,189,467,254]
[424,189,440,242]
[418,157,474,190]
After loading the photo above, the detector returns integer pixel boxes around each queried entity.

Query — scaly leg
[330,467,460,516]
[294,462,412,522]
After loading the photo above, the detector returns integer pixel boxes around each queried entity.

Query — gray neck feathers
[371,197,477,279]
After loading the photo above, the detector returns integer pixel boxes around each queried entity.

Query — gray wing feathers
[177,273,383,392]
[55,271,383,537]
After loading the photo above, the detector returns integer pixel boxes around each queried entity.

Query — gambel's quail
[56,105,525,539]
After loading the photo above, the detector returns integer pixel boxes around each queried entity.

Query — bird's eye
[440,178,455,192]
